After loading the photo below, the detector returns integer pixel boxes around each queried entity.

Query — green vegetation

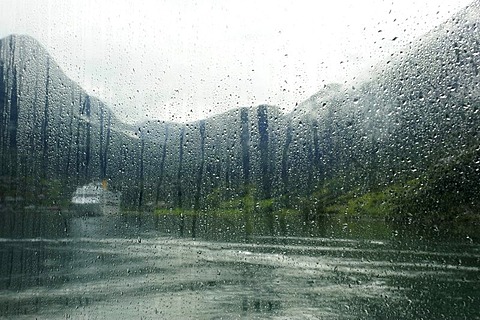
[152,144,480,239]
[387,146,480,236]
[0,177,70,208]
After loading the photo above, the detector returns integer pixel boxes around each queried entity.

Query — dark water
[0,210,479,319]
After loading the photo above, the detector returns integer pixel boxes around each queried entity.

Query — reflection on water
[0,211,479,319]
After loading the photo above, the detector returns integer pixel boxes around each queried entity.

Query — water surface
[0,211,479,319]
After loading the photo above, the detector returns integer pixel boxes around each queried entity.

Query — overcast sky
[0,0,473,123]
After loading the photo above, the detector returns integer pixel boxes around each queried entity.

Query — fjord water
[0,211,479,320]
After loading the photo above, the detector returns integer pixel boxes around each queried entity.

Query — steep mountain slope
[291,0,480,191]
[0,35,132,203]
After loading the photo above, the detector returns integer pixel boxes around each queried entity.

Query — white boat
[71,181,121,216]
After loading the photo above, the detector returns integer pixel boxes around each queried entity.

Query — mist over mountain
[292,0,480,182]
[0,1,479,226]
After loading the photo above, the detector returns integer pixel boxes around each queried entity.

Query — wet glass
[0,1,479,319]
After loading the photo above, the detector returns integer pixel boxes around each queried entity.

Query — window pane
[0,1,479,319]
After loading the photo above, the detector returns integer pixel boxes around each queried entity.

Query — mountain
[0,34,289,210]
[292,0,480,188]
[0,35,134,204]
[0,1,479,229]
[287,0,480,224]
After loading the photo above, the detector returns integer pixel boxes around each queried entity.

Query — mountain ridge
[0,2,479,231]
